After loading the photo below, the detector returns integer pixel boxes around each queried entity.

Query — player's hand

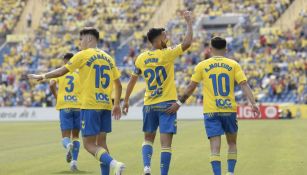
[251,104,260,118]
[122,101,129,115]
[165,103,180,114]
[182,10,192,23]
[112,105,122,120]
[28,74,43,81]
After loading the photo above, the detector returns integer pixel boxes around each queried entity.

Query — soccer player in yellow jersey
[166,37,260,175]
[49,53,81,171]
[28,28,125,175]
[122,11,193,175]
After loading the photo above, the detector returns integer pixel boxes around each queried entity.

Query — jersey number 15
[93,64,110,89]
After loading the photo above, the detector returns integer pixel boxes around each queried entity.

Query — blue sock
[95,148,113,175]
[160,148,172,175]
[100,163,110,175]
[72,139,80,161]
[62,137,71,149]
[210,154,221,175]
[142,141,153,167]
[228,152,237,173]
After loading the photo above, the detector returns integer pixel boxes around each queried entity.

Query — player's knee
[83,141,93,152]
[144,133,156,142]
[211,146,220,154]
[228,142,237,149]
[160,138,172,148]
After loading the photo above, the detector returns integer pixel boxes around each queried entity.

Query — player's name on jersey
[86,53,114,68]
[205,63,232,72]
[145,58,158,64]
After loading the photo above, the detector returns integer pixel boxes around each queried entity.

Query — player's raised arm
[28,66,69,81]
[49,79,58,100]
[165,81,198,114]
[239,81,260,116]
[28,51,84,81]
[181,11,193,51]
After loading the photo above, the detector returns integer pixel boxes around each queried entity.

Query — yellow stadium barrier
[6,34,27,43]
[259,27,281,35]
[279,104,307,119]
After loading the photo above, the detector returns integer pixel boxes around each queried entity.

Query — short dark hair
[80,27,99,40]
[147,28,165,43]
[63,53,74,60]
[211,37,227,50]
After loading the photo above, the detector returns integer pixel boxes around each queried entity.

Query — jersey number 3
[65,76,74,92]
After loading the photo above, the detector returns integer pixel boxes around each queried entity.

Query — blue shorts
[59,109,81,131]
[143,101,177,134]
[203,112,238,138]
[81,109,111,137]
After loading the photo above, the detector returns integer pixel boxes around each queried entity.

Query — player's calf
[72,138,80,161]
[160,133,173,175]
[209,136,222,175]
[226,133,237,174]
[62,137,73,163]
[95,148,125,175]
[142,141,153,175]
[210,153,221,175]
[160,147,172,175]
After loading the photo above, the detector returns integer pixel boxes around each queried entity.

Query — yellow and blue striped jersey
[132,44,183,105]
[65,48,121,110]
[54,71,81,110]
[191,56,247,113]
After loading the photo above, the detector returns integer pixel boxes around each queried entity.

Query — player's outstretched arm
[49,80,57,100]
[122,75,138,115]
[28,66,69,81]
[165,81,198,114]
[181,11,193,52]
[239,81,260,117]
[113,79,122,120]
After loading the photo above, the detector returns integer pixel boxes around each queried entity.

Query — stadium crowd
[174,14,307,105]
[0,0,25,42]
[0,0,306,106]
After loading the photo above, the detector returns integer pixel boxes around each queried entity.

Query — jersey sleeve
[191,63,203,83]
[164,44,183,62]
[131,57,142,76]
[234,62,247,84]
[110,57,121,80]
[65,51,85,72]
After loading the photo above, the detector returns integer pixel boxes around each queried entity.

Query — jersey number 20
[144,66,167,90]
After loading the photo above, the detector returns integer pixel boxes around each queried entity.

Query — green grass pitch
[0,119,307,175]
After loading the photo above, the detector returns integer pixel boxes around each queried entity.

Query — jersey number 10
[209,73,230,96]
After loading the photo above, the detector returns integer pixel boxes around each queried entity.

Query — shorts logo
[64,109,71,113]
[82,120,85,129]
[144,106,151,113]
[207,113,214,117]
